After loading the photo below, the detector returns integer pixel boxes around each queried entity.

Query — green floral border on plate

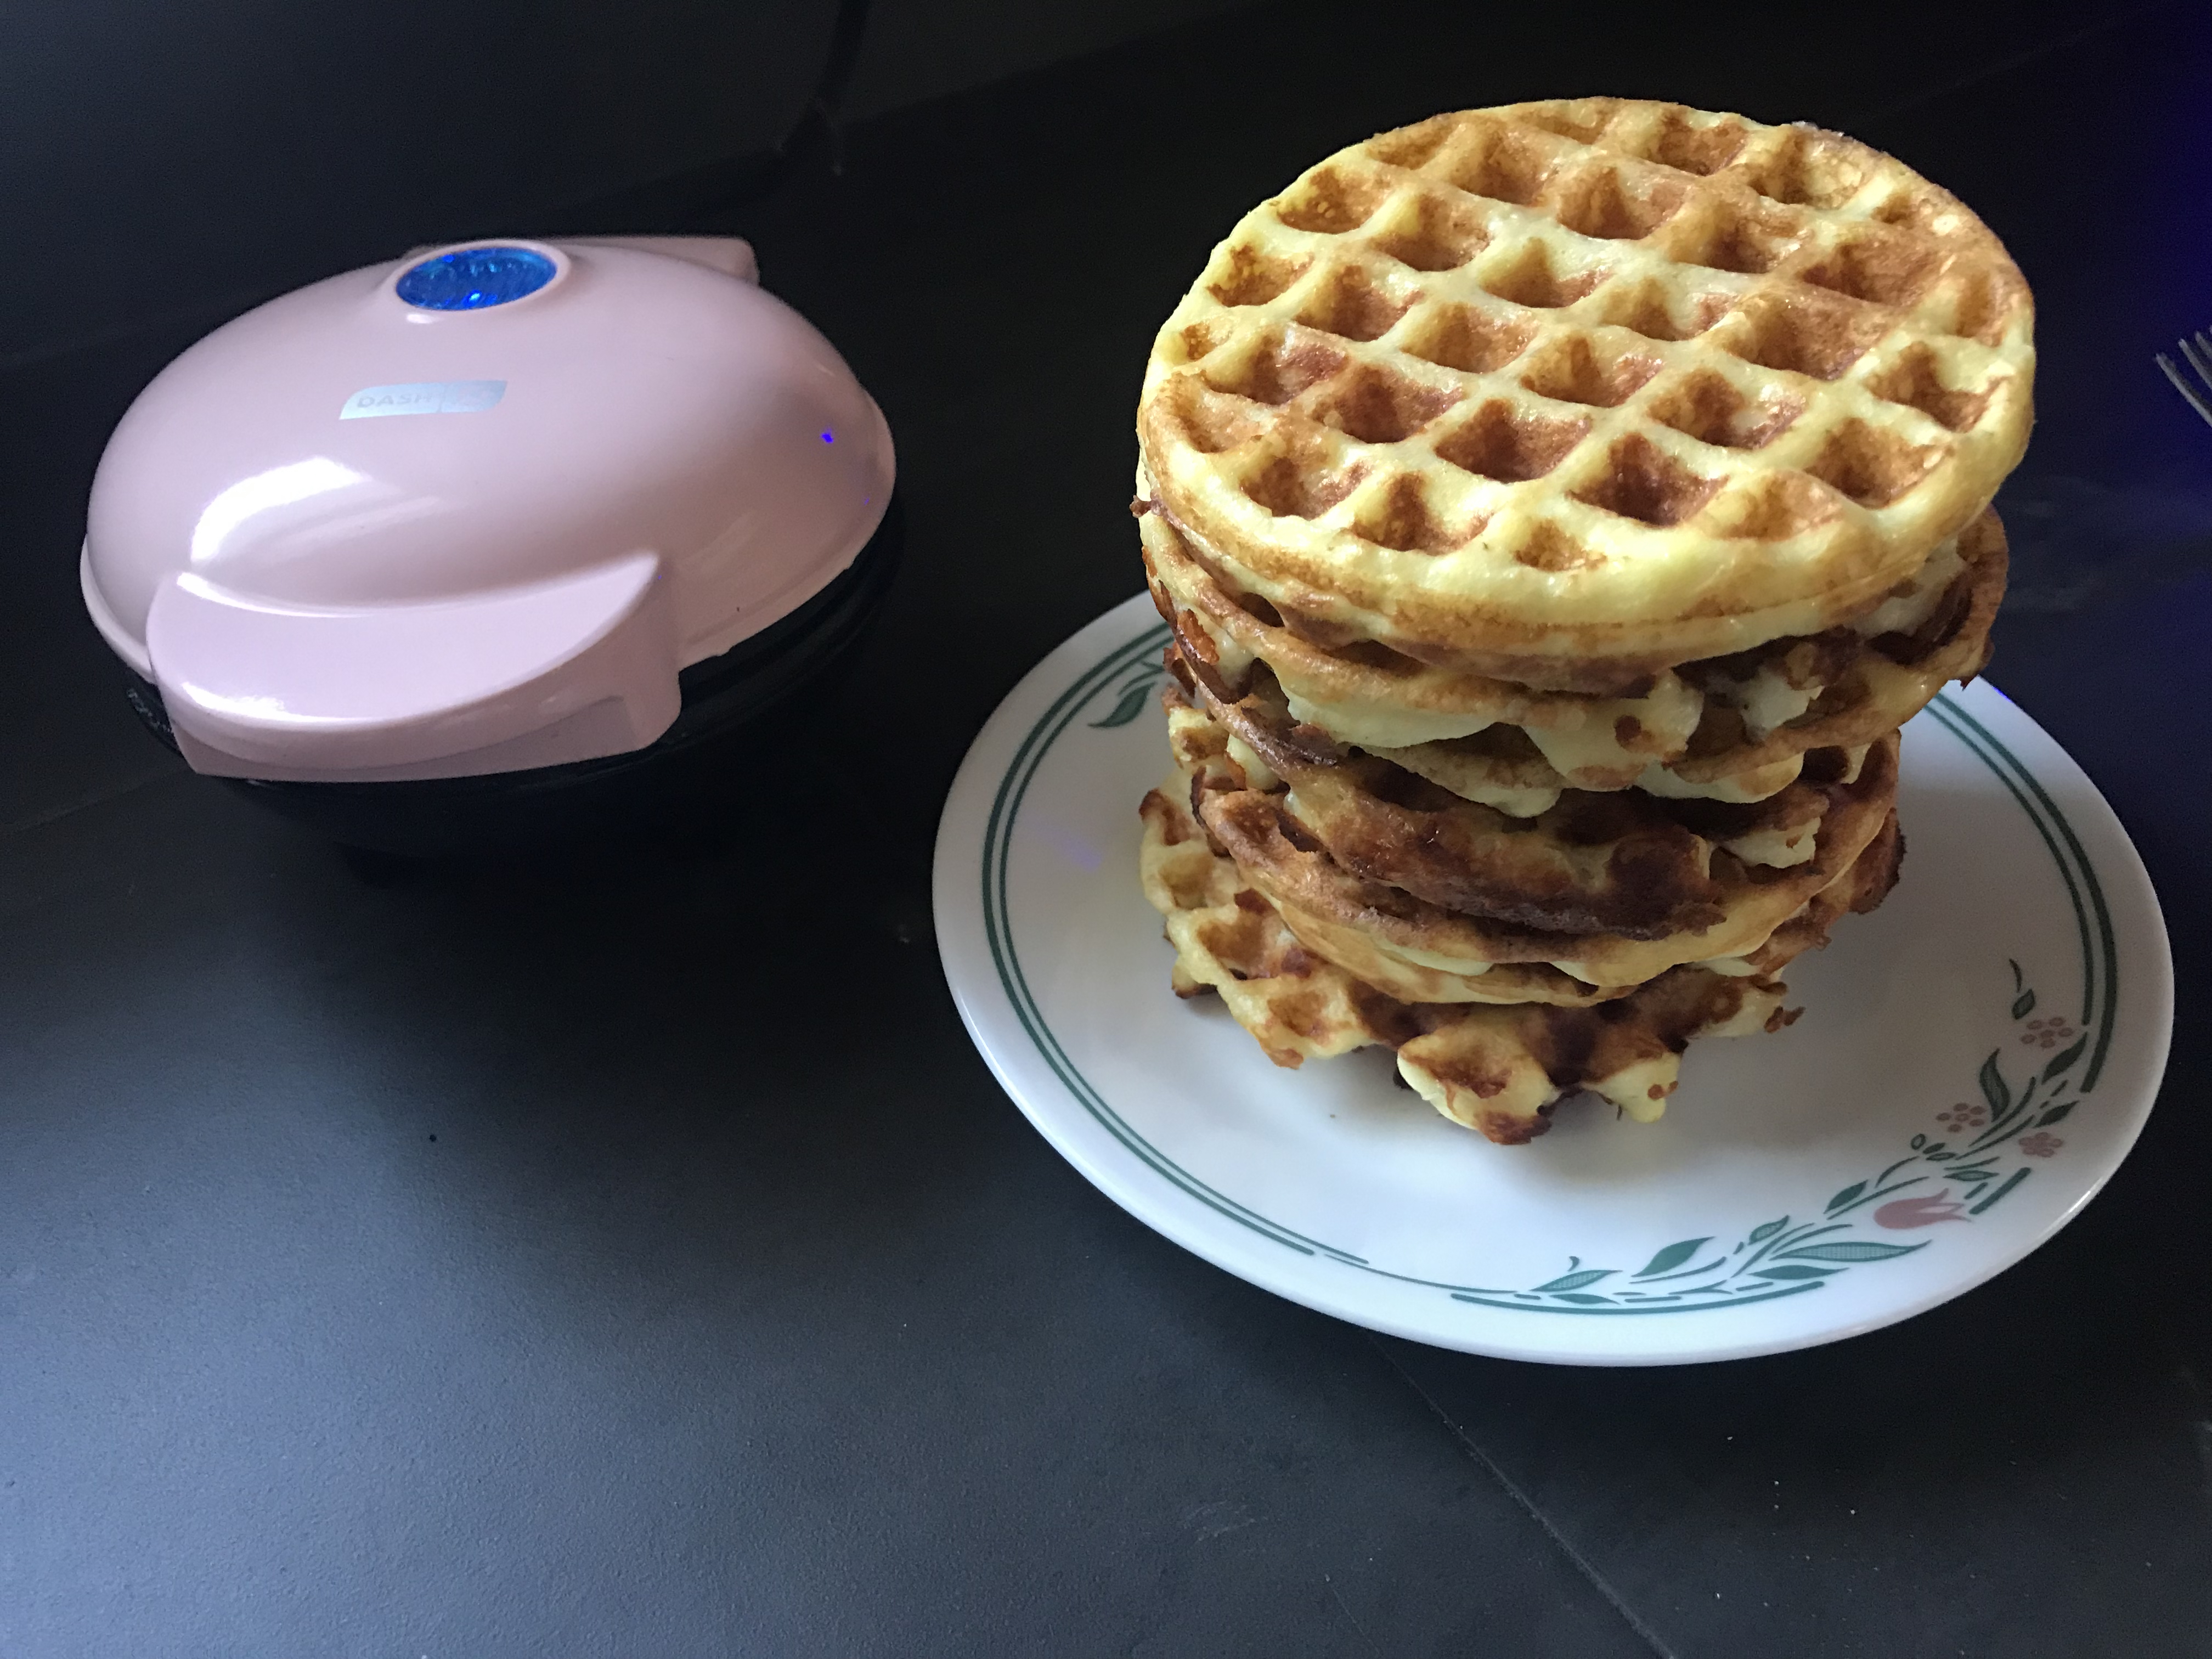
[979,622,2119,1318]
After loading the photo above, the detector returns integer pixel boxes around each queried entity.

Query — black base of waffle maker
[122,496,904,857]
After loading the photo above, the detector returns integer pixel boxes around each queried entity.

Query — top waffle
[1136,98,2034,690]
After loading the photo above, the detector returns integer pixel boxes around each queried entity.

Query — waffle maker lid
[81,235,895,783]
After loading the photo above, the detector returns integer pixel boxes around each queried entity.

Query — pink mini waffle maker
[81,235,899,851]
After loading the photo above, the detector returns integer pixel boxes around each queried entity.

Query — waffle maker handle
[147,549,681,782]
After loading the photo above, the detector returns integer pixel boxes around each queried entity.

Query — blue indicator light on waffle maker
[397,247,557,311]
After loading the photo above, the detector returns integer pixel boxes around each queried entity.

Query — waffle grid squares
[1130,100,2023,1136]
[1140,100,2033,666]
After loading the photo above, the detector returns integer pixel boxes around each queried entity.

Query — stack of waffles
[1132,98,2034,1144]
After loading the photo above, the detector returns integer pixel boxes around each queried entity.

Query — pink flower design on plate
[2019,1017,2076,1050]
[1935,1101,1987,1132]
[1875,1195,1970,1229]
[2018,1132,2064,1159]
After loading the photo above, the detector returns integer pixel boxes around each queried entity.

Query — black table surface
[4,5,2209,1652]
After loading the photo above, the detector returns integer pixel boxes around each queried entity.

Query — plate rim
[935,594,2175,1365]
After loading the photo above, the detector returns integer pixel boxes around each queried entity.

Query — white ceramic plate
[934,595,2173,1365]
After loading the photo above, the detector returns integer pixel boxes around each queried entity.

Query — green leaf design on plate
[1442,960,2097,1316]
[1634,1238,1712,1278]
[1088,680,1160,729]
[1776,1240,1927,1263]
[1531,1267,1615,1293]
[1978,1052,2010,1119]
[2043,1034,2087,1081]
[1970,1168,2032,1213]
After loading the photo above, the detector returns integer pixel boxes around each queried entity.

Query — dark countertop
[3,4,2208,1652]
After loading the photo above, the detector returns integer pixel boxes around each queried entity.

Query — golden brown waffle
[1142,500,2002,794]
[1136,99,2033,689]
[1175,652,1853,939]
[1138,778,1806,1142]
[1164,691,1617,1007]
[1166,687,1901,988]
[1249,801,1900,1007]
